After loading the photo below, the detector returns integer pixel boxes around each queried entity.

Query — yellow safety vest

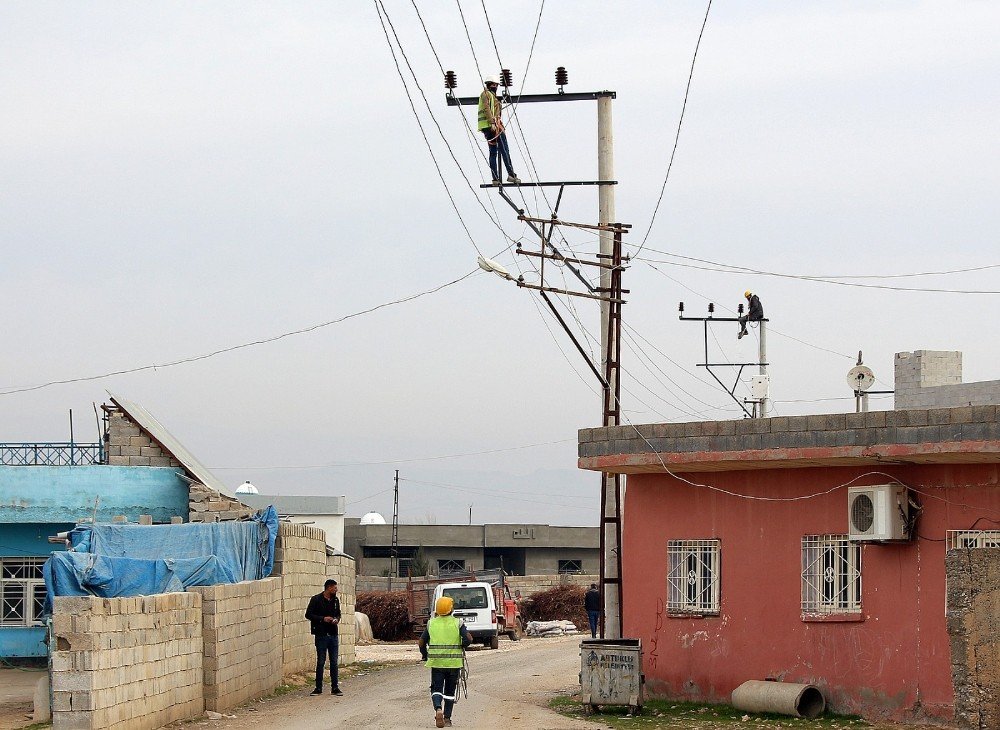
[478,90,500,131]
[426,615,464,669]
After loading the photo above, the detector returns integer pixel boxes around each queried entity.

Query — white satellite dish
[847,365,876,392]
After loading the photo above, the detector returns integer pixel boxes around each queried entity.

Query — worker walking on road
[419,596,473,728]
[584,583,601,638]
[478,74,520,185]
[738,290,764,339]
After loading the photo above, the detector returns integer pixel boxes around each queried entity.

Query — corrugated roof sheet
[108,392,233,497]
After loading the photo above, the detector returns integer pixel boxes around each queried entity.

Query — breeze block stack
[51,594,204,730]
[188,578,283,713]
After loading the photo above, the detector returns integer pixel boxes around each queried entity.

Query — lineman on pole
[738,290,764,339]
[478,75,520,185]
[419,596,472,728]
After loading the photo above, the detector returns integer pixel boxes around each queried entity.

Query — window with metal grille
[437,559,466,574]
[801,535,861,615]
[946,530,1000,549]
[666,540,720,615]
[1,557,48,627]
[558,559,583,574]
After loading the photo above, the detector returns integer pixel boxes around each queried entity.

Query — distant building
[345,520,599,577]
[578,351,1000,725]
[238,494,346,552]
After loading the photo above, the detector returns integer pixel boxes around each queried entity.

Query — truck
[406,570,523,649]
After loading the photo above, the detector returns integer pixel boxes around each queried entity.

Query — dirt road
[205,636,601,730]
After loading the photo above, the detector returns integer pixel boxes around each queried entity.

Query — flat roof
[579,406,1000,474]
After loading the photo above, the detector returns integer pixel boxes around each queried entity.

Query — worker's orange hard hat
[435,596,454,616]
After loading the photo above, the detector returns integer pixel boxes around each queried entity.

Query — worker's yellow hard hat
[744,290,753,298]
[435,596,454,616]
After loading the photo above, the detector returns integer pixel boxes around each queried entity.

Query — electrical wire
[210,437,577,470]
[409,0,518,240]
[640,259,859,362]
[346,487,395,506]
[374,1,490,255]
[0,269,479,397]
[637,248,1000,281]
[637,254,1000,295]
[634,0,714,257]
[400,477,595,510]
[375,1,518,249]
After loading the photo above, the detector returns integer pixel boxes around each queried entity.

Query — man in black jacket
[738,290,764,339]
[305,579,342,695]
[584,583,601,638]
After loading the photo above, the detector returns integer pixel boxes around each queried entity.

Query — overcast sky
[2,1,998,526]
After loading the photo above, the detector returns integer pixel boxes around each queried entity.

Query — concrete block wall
[188,482,257,523]
[51,593,204,730]
[105,409,183,468]
[580,405,1000,461]
[327,552,357,665]
[188,578,283,712]
[896,351,1000,410]
[506,573,599,597]
[272,522,332,673]
[946,548,1000,729]
[356,573,598,599]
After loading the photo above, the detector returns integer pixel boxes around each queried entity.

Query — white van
[432,581,499,649]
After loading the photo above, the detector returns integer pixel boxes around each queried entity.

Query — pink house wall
[622,463,1000,723]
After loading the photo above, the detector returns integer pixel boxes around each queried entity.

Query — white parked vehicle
[433,581,499,649]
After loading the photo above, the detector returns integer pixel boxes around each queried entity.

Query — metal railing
[0,442,104,466]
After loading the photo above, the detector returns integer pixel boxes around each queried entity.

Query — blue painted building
[0,394,235,658]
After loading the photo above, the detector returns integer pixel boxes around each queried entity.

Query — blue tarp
[44,506,278,609]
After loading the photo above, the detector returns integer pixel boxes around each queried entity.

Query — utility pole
[388,469,399,591]
[597,95,622,639]
[758,321,769,417]
[447,73,625,639]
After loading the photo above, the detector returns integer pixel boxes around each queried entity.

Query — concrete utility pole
[597,96,622,639]
[758,321,769,417]
[447,79,625,639]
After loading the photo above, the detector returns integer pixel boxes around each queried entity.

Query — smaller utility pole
[389,470,400,591]
[758,321,769,417]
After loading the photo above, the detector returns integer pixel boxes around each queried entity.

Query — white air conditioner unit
[847,485,910,542]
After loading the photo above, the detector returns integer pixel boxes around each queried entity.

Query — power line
[638,248,1000,280]
[346,487,395,507]
[638,253,1000,295]
[635,0,714,257]
[0,269,478,397]
[640,259,858,362]
[375,1,516,251]
[400,476,594,510]
[210,437,577,470]
[374,1,486,254]
[410,0,515,237]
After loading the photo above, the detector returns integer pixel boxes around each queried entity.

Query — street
[202,636,604,730]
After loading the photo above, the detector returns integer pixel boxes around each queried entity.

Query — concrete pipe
[731,680,825,719]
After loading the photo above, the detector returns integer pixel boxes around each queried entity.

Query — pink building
[579,404,1000,727]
